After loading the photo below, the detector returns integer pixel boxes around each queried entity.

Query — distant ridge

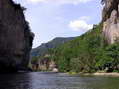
[31,37,76,57]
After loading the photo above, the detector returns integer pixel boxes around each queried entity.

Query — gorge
[0,0,119,89]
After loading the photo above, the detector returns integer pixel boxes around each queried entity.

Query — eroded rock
[0,0,34,72]
[102,0,119,22]
[102,0,119,44]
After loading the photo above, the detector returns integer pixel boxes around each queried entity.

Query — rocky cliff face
[0,0,34,72]
[102,0,119,44]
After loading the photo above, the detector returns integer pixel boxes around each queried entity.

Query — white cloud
[69,18,93,31]
[24,0,94,4]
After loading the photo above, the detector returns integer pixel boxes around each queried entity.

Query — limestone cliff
[0,0,34,72]
[102,0,119,44]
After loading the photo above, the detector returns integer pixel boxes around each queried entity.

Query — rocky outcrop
[0,0,34,72]
[102,0,119,22]
[31,55,58,71]
[102,0,119,44]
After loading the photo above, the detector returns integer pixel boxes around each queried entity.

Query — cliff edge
[0,0,34,72]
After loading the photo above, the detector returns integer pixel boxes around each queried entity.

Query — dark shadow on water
[0,72,119,89]
[0,73,32,89]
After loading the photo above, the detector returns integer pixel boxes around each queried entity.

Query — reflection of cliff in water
[0,73,32,89]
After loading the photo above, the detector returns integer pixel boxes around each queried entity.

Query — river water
[0,72,119,89]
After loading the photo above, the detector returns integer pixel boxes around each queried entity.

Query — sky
[14,0,103,48]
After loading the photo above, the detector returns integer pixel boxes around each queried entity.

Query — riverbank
[67,71,119,77]
[80,72,119,77]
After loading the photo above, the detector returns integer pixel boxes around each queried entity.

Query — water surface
[0,72,119,89]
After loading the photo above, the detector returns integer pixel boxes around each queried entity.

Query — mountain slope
[50,24,119,73]
[50,25,102,72]
[31,37,75,57]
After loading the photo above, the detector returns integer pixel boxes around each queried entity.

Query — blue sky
[14,0,103,48]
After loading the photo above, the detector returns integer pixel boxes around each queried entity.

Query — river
[0,72,119,89]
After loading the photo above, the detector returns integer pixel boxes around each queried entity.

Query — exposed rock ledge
[0,0,34,73]
[102,0,119,44]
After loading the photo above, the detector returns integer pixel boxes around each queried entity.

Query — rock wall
[102,0,119,44]
[0,0,34,72]
[102,0,119,22]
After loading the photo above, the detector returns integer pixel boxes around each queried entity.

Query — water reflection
[0,73,32,89]
[0,72,119,89]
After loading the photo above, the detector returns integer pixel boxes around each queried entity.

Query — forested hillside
[31,37,75,57]
[31,0,119,73]
[49,24,119,73]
